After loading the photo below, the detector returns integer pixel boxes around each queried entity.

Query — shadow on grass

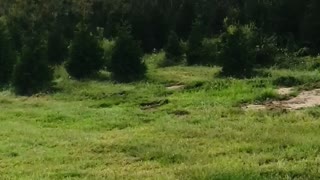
[217,69,271,79]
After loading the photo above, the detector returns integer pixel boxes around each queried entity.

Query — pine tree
[220,24,257,77]
[163,30,183,66]
[47,27,68,65]
[302,0,320,52]
[109,25,146,82]
[186,19,204,65]
[66,24,104,79]
[0,18,15,86]
[13,37,53,95]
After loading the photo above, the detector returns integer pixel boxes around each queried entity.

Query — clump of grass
[254,89,280,103]
[170,109,190,116]
[117,143,186,165]
[273,76,303,87]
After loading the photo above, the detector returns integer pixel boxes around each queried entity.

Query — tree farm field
[1,54,320,179]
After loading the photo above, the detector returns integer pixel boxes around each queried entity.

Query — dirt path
[245,88,320,110]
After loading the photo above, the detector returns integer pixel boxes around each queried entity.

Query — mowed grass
[1,54,320,179]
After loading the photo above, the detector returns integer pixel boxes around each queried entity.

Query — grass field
[1,54,320,179]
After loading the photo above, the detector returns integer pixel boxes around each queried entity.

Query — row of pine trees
[0,19,149,95]
[0,0,320,95]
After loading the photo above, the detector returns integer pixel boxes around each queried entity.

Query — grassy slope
[1,54,320,179]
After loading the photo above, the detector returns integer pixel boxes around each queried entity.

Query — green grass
[1,54,320,179]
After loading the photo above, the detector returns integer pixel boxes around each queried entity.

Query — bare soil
[245,88,320,111]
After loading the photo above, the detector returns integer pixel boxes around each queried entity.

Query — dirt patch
[277,87,294,96]
[167,85,186,91]
[245,88,320,111]
[281,89,320,110]
[140,99,169,110]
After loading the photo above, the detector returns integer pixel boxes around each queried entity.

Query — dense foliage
[2,0,320,53]
[66,24,104,79]
[0,0,320,93]
[162,31,184,67]
[12,37,53,95]
[186,20,205,65]
[0,18,15,85]
[220,24,257,77]
[109,26,146,82]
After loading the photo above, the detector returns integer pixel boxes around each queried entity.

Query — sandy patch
[277,87,294,96]
[245,88,320,111]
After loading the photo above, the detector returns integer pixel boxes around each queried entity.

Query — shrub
[186,19,204,65]
[274,50,301,69]
[202,37,222,66]
[66,24,104,79]
[220,24,258,77]
[161,31,184,67]
[109,26,146,82]
[0,18,16,86]
[12,37,53,95]
[255,35,278,67]
[273,76,303,87]
[295,47,312,57]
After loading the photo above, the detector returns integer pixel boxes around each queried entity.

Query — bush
[161,31,184,67]
[202,37,222,66]
[109,26,146,82]
[13,37,53,95]
[66,24,104,79]
[274,49,301,69]
[255,35,278,67]
[186,19,204,65]
[0,18,16,86]
[220,24,258,77]
[273,76,303,87]
[295,47,312,57]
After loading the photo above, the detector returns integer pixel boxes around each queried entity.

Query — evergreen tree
[109,25,146,82]
[47,27,68,65]
[220,24,257,77]
[175,0,195,40]
[13,37,53,95]
[66,24,104,79]
[163,30,183,66]
[302,0,320,52]
[186,19,204,65]
[0,18,15,85]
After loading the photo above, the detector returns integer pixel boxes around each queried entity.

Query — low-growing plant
[274,49,301,69]
[273,76,303,87]
[255,35,278,67]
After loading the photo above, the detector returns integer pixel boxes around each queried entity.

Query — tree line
[0,0,319,95]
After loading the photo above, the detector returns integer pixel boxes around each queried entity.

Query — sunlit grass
[1,54,320,179]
